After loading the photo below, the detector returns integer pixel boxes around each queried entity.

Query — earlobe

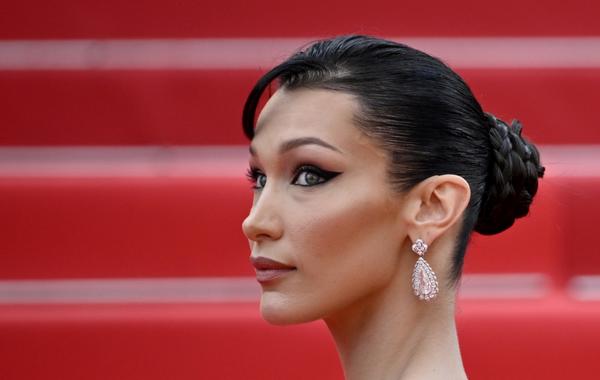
[403,175,471,244]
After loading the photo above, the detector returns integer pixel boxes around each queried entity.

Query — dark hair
[242,35,545,283]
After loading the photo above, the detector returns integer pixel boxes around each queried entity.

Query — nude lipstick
[250,256,296,284]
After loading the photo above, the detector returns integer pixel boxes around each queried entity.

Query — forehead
[253,87,371,151]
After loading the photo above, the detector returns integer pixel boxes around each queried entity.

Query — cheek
[287,189,403,311]
[294,189,399,262]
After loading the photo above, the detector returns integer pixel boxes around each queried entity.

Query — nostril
[242,214,283,242]
[241,214,256,240]
[241,195,283,241]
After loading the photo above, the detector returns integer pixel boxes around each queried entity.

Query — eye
[246,166,267,190]
[292,165,341,187]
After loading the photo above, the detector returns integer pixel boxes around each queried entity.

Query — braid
[474,113,546,235]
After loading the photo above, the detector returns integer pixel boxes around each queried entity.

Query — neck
[323,277,467,380]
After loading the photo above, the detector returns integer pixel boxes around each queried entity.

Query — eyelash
[245,165,341,190]
[245,167,264,190]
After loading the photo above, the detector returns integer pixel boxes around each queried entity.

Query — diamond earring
[411,239,439,301]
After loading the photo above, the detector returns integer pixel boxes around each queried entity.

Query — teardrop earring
[411,239,439,301]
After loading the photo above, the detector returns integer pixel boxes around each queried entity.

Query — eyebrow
[249,136,343,156]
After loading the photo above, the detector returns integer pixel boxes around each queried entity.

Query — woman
[241,35,545,379]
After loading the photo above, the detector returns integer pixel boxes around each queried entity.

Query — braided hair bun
[474,114,546,235]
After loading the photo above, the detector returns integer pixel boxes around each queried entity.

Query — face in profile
[242,87,409,325]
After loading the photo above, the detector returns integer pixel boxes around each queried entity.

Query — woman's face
[242,87,408,325]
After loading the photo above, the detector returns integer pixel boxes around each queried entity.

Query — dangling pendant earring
[411,239,439,301]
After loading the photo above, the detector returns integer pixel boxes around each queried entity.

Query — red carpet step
[1,146,597,281]
[1,0,599,38]
[1,68,599,145]
[1,296,599,380]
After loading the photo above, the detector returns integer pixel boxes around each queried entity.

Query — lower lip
[255,269,296,283]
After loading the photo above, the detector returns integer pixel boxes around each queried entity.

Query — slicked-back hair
[242,35,545,283]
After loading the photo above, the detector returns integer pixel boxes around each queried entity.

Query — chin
[259,292,319,325]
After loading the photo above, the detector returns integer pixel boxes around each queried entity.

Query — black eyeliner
[293,164,342,184]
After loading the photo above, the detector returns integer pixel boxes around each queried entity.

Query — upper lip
[250,256,296,270]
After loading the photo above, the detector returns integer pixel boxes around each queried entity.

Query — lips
[250,256,296,283]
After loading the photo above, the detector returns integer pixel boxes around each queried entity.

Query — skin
[242,87,471,380]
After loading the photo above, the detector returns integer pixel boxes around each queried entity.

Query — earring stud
[411,238,439,301]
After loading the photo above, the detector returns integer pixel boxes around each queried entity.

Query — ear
[401,175,471,245]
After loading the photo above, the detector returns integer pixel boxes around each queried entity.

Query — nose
[241,189,284,242]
